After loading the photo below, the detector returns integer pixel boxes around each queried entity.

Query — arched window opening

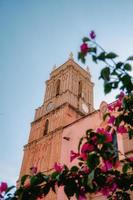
[56,79,60,96]
[78,81,82,97]
[44,119,49,136]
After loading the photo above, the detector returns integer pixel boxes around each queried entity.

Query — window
[56,79,60,96]
[44,119,49,136]
[78,81,82,97]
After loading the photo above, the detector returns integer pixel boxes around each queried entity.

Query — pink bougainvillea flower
[117,125,127,134]
[108,104,114,111]
[81,143,94,153]
[114,99,122,110]
[105,132,112,143]
[78,193,86,200]
[70,150,80,162]
[104,160,113,170]
[106,176,113,183]
[101,160,113,172]
[111,183,117,192]
[30,166,37,174]
[80,43,89,54]
[0,182,8,193]
[97,128,112,142]
[37,195,44,200]
[90,30,96,39]
[80,153,88,161]
[91,135,97,144]
[100,183,117,197]
[114,160,120,169]
[118,91,125,101]
[128,156,133,162]
[96,128,105,134]
[82,166,90,173]
[100,187,110,197]
[108,115,116,125]
[54,162,64,173]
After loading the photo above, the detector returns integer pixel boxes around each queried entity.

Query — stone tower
[19,55,94,180]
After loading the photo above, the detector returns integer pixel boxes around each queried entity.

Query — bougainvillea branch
[1,31,133,200]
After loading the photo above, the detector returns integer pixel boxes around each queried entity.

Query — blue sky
[0,0,133,186]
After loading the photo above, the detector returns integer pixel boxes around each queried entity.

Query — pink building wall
[57,107,129,200]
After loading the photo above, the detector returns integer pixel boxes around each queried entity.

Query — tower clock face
[82,103,89,113]
[46,102,54,112]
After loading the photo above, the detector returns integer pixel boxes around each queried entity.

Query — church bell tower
[19,54,94,180]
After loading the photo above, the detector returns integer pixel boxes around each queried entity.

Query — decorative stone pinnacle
[69,52,74,60]
[52,64,56,71]
[86,66,90,73]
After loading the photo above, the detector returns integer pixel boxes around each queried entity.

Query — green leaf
[51,172,59,180]
[112,81,119,89]
[78,52,86,63]
[100,67,110,81]
[43,175,50,182]
[115,115,123,126]
[124,63,132,71]
[122,163,130,173]
[86,129,93,136]
[97,52,106,61]
[82,37,90,42]
[87,153,99,170]
[30,176,39,185]
[92,55,97,63]
[43,184,50,196]
[87,170,94,189]
[129,129,133,139]
[116,62,123,69]
[70,166,79,172]
[64,179,77,197]
[89,47,97,54]
[106,52,118,59]
[104,82,112,94]
[21,175,29,185]
[97,133,106,144]
[127,55,133,61]
[121,74,133,93]
[5,186,15,194]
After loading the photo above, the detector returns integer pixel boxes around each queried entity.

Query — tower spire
[52,64,56,71]
[69,52,74,60]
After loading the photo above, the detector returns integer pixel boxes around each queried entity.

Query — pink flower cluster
[129,156,133,162]
[96,128,112,143]
[54,162,64,173]
[108,115,116,125]
[80,43,89,54]
[90,30,96,39]
[70,142,95,163]
[30,166,37,174]
[80,31,96,55]
[108,91,125,112]
[117,125,127,134]
[100,182,117,198]
[78,193,86,200]
[0,182,8,199]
